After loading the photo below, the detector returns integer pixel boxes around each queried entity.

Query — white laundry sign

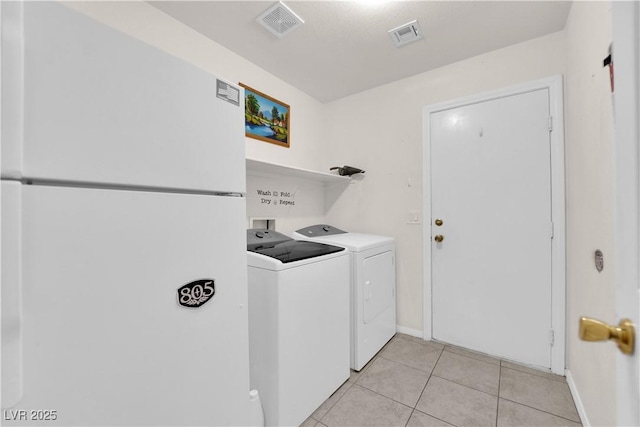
[256,189,295,206]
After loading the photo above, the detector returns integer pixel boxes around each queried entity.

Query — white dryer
[293,225,396,371]
[246,230,350,426]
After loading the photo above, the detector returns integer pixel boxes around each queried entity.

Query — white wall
[62,1,326,173]
[564,2,617,425]
[324,32,566,332]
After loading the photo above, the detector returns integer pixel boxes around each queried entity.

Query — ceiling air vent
[257,1,305,38]
[388,20,424,48]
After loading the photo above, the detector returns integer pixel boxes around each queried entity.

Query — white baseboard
[565,369,589,427]
[396,325,423,339]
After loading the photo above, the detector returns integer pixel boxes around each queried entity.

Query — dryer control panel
[246,229,291,248]
[295,224,347,237]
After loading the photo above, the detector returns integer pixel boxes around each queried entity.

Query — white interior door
[429,88,554,369]
[612,1,639,424]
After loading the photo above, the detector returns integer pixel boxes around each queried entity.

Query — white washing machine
[246,230,350,427]
[293,225,396,371]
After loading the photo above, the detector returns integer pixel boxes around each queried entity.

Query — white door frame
[422,75,566,375]
[612,1,640,424]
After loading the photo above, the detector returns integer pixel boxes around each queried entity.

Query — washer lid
[247,229,344,263]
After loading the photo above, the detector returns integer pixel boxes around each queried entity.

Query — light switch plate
[407,210,420,224]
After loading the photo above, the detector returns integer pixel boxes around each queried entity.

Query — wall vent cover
[388,20,424,48]
[216,80,240,106]
[257,1,305,38]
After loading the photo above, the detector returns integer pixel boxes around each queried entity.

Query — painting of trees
[239,83,290,148]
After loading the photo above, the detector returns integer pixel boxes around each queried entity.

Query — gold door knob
[579,317,635,355]
[434,234,444,243]
[435,219,443,226]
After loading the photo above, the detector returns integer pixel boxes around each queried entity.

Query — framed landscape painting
[240,83,290,148]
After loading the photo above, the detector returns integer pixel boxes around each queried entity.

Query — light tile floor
[302,333,581,427]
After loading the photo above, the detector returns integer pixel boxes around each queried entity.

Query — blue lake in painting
[246,123,276,137]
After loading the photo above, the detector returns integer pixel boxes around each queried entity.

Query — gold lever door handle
[579,317,635,355]
[434,235,444,243]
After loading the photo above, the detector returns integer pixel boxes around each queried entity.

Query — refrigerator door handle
[1,181,24,408]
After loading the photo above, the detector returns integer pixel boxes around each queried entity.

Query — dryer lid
[295,224,346,237]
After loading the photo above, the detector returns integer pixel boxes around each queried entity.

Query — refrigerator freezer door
[2,2,245,193]
[0,2,24,179]
[6,185,251,426]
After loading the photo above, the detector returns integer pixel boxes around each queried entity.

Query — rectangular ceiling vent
[257,1,305,39]
[388,20,424,48]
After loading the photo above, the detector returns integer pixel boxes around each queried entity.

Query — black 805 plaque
[177,279,215,308]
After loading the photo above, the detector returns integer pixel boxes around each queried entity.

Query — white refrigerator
[1,2,255,425]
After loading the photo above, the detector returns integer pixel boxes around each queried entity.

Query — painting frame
[240,83,290,148]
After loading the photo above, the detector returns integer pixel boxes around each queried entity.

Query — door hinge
[548,116,553,132]
[550,221,554,239]
[549,329,555,346]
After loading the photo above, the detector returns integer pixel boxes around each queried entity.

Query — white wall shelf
[246,158,350,183]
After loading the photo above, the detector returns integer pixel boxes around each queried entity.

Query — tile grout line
[396,338,446,427]
[402,347,448,427]
[417,347,445,404]
[378,352,442,375]
[498,365,581,423]
[352,338,433,413]
[404,408,416,427]
[311,378,353,424]
[403,346,446,427]
[337,339,409,417]
[429,373,500,398]
[406,407,454,427]
[500,362,566,383]
[443,347,502,367]
[349,382,415,413]
[497,396,583,425]
[433,345,503,398]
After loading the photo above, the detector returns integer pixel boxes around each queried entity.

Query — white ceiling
[150,1,572,103]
